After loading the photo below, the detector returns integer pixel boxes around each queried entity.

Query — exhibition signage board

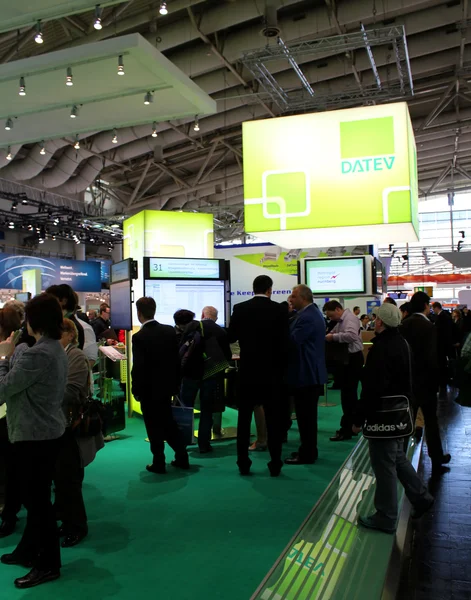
[0,253,101,291]
[123,209,215,416]
[243,102,418,247]
[146,257,221,280]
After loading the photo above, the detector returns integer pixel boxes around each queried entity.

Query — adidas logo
[397,423,407,430]
[365,424,396,432]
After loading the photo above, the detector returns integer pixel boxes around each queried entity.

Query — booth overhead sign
[243,102,418,247]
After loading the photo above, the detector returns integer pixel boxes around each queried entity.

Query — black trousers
[54,429,87,535]
[339,351,364,435]
[414,389,444,463]
[13,438,62,571]
[293,385,323,461]
[237,381,284,471]
[0,420,22,522]
[140,398,188,468]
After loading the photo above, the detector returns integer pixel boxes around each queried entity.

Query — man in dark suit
[400,292,451,476]
[284,285,328,465]
[132,297,189,474]
[228,275,289,477]
[432,302,453,393]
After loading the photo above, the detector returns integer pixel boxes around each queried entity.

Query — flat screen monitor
[305,257,366,295]
[373,258,385,295]
[144,279,226,326]
[15,292,31,303]
[144,257,225,280]
[110,280,132,330]
[111,259,132,284]
[388,292,408,300]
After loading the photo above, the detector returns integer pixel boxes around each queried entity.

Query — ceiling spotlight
[8,222,14,229]
[11,202,17,211]
[39,142,46,155]
[74,135,80,150]
[151,122,158,137]
[70,105,79,118]
[193,117,200,132]
[34,21,43,44]
[159,2,168,15]
[52,235,56,241]
[38,237,45,244]
[112,129,118,144]
[66,67,73,86]
[111,223,120,228]
[19,77,26,96]
[5,118,13,131]
[5,147,12,161]
[93,5,103,30]
[144,92,153,105]
[22,198,28,205]
[76,239,81,245]
[117,55,125,75]
[27,224,33,231]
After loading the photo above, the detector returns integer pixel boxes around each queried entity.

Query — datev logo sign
[340,116,395,174]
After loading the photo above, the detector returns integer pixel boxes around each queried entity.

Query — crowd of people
[0,275,457,588]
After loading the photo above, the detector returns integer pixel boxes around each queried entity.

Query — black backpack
[179,322,206,377]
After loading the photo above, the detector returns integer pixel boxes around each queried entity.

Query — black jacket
[355,327,411,426]
[400,313,439,394]
[131,320,179,400]
[92,316,109,341]
[202,319,232,362]
[435,310,453,358]
[228,296,289,381]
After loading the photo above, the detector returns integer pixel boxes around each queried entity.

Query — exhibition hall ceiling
[0,0,469,244]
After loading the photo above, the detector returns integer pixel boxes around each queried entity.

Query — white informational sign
[305,258,365,295]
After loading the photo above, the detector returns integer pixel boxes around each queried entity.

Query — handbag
[71,399,105,438]
[362,340,414,440]
[203,334,230,380]
[171,395,195,446]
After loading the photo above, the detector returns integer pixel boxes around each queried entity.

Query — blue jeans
[180,375,224,450]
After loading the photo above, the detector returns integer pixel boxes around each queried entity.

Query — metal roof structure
[0,0,469,244]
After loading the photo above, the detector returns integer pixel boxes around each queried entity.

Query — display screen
[110,280,132,330]
[373,258,384,294]
[145,257,222,280]
[305,257,366,295]
[144,279,226,326]
[15,292,31,302]
[111,259,131,283]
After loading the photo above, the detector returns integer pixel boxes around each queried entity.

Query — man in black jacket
[400,292,451,476]
[354,303,434,533]
[132,297,189,474]
[432,301,453,393]
[228,275,289,477]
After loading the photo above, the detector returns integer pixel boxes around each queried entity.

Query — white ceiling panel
[0,33,216,147]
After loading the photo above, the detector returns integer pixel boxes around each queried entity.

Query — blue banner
[0,253,101,292]
[366,300,381,314]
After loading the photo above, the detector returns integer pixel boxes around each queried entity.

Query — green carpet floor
[0,392,356,600]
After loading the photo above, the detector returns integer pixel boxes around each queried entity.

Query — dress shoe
[330,431,352,442]
[441,453,452,465]
[284,456,317,465]
[1,553,34,568]
[171,460,190,470]
[14,568,60,589]
[0,519,17,538]
[358,514,396,534]
[199,446,213,454]
[61,532,87,548]
[268,463,282,477]
[146,464,167,474]
[239,467,251,476]
[411,496,434,519]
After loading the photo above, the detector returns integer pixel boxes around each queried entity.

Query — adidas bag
[363,395,414,440]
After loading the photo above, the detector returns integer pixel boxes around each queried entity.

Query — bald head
[202,306,218,321]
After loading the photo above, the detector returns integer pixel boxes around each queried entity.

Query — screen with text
[305,258,365,295]
[145,279,226,326]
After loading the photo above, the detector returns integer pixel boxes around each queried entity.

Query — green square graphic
[265,171,308,215]
[340,116,395,158]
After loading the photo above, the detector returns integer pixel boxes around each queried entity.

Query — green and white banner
[243,102,418,247]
